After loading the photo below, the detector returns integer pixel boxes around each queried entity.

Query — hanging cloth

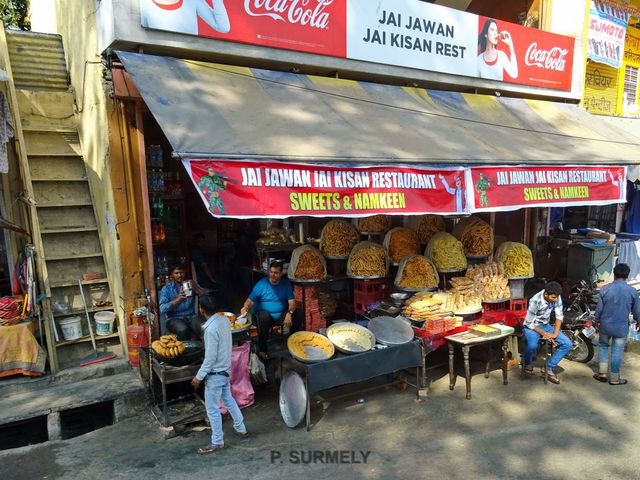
[0,92,15,174]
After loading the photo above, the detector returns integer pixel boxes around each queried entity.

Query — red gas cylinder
[127,315,149,367]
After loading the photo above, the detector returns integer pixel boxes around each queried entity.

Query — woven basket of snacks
[424,232,467,272]
[354,215,392,234]
[452,216,493,258]
[405,215,446,245]
[394,255,439,291]
[288,245,327,282]
[494,242,534,278]
[347,241,389,279]
[320,219,359,259]
[384,227,421,265]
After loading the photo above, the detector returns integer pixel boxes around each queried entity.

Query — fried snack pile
[397,256,438,290]
[328,325,374,353]
[425,232,467,271]
[456,216,493,257]
[294,250,325,280]
[465,262,510,300]
[402,291,481,317]
[356,215,391,233]
[416,215,446,244]
[320,220,359,257]
[387,228,420,263]
[495,242,534,278]
[152,335,186,358]
[256,226,289,246]
[287,332,334,361]
[348,243,387,278]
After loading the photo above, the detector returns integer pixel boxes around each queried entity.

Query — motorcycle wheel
[565,331,594,363]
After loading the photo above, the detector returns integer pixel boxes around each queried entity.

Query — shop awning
[117,51,640,165]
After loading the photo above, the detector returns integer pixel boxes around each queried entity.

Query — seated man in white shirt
[522,281,573,384]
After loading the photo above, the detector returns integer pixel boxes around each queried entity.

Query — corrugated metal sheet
[118,51,640,165]
[6,30,69,91]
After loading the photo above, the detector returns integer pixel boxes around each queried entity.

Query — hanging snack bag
[320,219,359,258]
[289,245,327,281]
[425,232,467,272]
[395,255,439,290]
[347,241,389,278]
[494,242,534,278]
[453,216,494,257]
[384,227,421,264]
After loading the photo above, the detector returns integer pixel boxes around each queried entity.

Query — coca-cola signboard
[477,16,574,90]
[140,0,346,56]
[139,0,575,91]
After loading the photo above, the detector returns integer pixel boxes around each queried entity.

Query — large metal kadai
[279,371,307,428]
[367,316,414,346]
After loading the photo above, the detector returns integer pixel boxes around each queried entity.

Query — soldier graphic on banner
[198,167,228,215]
[475,173,491,208]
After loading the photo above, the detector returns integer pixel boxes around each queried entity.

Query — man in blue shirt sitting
[240,261,303,361]
[159,264,202,340]
[593,263,640,385]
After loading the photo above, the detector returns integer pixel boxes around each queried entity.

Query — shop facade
[46,0,640,348]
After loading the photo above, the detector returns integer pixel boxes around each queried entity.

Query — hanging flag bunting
[466,165,627,213]
[588,0,630,68]
[182,159,467,218]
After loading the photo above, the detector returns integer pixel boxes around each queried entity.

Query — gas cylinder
[127,315,149,367]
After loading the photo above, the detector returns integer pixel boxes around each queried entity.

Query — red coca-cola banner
[466,166,626,212]
[139,0,576,91]
[183,159,467,218]
[477,16,574,90]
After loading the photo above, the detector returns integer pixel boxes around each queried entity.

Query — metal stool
[521,337,554,383]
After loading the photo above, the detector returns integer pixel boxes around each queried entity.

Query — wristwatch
[288,310,295,315]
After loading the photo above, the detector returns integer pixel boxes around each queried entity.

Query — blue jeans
[523,324,573,372]
[204,374,246,446]
[598,334,627,381]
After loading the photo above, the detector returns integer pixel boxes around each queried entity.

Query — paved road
[3,348,640,480]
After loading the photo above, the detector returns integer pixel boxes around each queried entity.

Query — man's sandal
[523,365,534,375]
[197,444,224,455]
[593,373,608,383]
[546,372,560,384]
[609,379,628,386]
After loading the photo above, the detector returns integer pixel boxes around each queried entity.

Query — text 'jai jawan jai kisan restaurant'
[113,0,640,428]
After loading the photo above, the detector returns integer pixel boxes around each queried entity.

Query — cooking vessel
[153,340,204,367]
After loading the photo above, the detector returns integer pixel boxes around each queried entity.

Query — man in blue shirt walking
[240,261,303,361]
[593,263,640,385]
[191,293,248,454]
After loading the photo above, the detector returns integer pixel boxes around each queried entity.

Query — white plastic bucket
[58,316,83,341]
[94,311,116,336]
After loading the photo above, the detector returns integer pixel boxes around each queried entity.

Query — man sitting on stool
[159,264,203,340]
[523,281,572,384]
[240,261,303,361]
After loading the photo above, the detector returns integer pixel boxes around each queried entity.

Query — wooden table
[445,331,512,400]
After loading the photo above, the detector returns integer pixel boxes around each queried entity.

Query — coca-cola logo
[525,43,569,72]
[244,0,332,29]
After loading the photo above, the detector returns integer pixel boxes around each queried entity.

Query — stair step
[0,369,145,426]
[0,357,131,398]
[46,252,103,261]
[42,227,98,234]
[24,131,80,156]
[32,178,88,182]
[17,90,76,132]
[50,278,109,288]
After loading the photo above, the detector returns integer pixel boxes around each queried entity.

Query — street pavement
[2,347,640,480]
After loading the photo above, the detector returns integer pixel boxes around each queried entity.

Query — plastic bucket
[94,311,116,336]
[59,316,83,341]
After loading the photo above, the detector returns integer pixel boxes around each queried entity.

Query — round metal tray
[453,307,483,315]
[482,297,511,304]
[153,340,204,367]
[326,323,375,354]
[507,275,533,280]
[288,276,326,283]
[359,231,385,235]
[437,268,466,273]
[466,254,489,260]
[324,255,349,260]
[347,274,387,280]
[287,332,335,363]
[395,286,438,293]
[279,371,307,428]
[367,316,414,345]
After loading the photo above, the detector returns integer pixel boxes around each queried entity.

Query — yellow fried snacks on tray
[356,215,391,233]
[425,232,467,271]
[414,215,446,245]
[320,220,359,258]
[287,331,335,361]
[152,335,186,358]
[402,291,481,318]
[494,242,534,278]
[385,227,420,264]
[395,255,438,290]
[453,216,493,257]
[348,242,387,278]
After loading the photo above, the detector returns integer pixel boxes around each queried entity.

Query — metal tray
[367,316,414,345]
[288,276,326,283]
[482,297,511,304]
[153,340,204,367]
[395,286,438,293]
[507,275,533,280]
[466,254,489,259]
[453,307,483,315]
[326,323,376,354]
[287,332,335,363]
[324,255,349,260]
[437,268,466,273]
[279,371,307,428]
[347,274,387,280]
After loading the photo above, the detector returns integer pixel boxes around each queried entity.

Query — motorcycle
[561,280,599,363]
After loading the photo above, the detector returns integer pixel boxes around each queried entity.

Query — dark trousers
[256,310,304,354]
[166,315,202,341]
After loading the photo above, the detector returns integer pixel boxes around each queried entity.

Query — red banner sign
[466,166,626,212]
[183,159,467,218]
